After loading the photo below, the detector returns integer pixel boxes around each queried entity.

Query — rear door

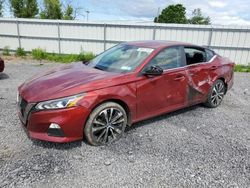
[184,46,215,103]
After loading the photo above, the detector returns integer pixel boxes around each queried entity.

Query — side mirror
[143,65,163,76]
[82,60,89,64]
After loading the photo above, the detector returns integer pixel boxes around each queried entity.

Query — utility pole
[156,7,160,22]
[86,10,90,21]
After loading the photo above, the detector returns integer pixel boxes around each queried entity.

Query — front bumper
[18,106,90,143]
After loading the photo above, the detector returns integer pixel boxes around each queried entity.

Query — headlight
[35,93,85,110]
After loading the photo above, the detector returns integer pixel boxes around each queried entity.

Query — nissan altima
[17,41,234,145]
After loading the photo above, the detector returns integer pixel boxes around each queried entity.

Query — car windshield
[87,44,154,73]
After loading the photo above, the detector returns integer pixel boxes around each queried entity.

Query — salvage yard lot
[0,59,250,187]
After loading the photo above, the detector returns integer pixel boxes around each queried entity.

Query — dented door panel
[186,63,213,103]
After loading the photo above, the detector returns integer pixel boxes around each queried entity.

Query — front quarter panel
[78,82,137,124]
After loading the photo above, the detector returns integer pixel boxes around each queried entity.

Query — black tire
[84,102,127,146]
[204,79,226,108]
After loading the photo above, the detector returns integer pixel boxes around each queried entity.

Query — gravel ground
[0,59,250,188]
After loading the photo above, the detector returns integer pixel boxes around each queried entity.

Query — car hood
[19,62,120,102]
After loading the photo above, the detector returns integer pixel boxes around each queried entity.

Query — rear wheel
[84,102,127,146]
[205,79,226,108]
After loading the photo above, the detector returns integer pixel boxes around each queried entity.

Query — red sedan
[18,41,234,145]
[0,57,4,73]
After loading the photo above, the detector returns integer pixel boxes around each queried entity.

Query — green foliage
[76,52,95,62]
[31,48,95,63]
[16,47,26,56]
[46,53,95,63]
[3,46,10,56]
[31,48,47,60]
[234,64,250,72]
[46,54,76,63]
[188,8,211,25]
[9,0,39,18]
[154,4,211,25]
[0,0,4,17]
[84,53,95,61]
[155,4,187,24]
[63,4,74,20]
[77,52,85,61]
[40,0,76,20]
[40,0,63,19]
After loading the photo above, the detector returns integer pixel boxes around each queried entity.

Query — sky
[2,0,250,25]
[77,0,250,25]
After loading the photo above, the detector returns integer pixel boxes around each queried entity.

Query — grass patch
[31,48,95,63]
[234,64,250,72]
[16,47,26,57]
[31,48,47,60]
[3,46,10,56]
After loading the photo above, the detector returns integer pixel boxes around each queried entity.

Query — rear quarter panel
[215,56,234,90]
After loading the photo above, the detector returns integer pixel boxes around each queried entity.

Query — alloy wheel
[211,81,225,106]
[91,108,125,144]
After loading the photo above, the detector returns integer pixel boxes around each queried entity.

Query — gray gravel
[0,59,250,188]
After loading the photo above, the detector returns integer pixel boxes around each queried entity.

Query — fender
[78,83,137,125]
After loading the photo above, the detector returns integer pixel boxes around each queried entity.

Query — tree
[40,0,77,20]
[188,8,211,25]
[9,0,38,18]
[0,0,4,17]
[63,4,73,20]
[154,4,187,24]
[40,0,63,19]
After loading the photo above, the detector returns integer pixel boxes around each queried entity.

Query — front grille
[19,97,28,117]
[18,95,36,124]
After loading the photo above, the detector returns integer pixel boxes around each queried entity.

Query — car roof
[125,40,195,49]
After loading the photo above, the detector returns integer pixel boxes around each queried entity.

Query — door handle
[209,66,218,70]
[174,75,185,81]
[189,71,198,77]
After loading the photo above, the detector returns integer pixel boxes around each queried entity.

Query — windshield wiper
[94,66,104,71]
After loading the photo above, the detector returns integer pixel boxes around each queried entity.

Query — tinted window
[184,47,206,65]
[146,47,183,70]
[205,49,215,61]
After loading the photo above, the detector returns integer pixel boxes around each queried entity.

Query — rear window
[205,49,215,61]
[184,47,206,65]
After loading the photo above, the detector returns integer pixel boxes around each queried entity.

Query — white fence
[0,18,250,65]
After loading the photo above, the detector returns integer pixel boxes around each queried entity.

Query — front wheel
[204,79,226,108]
[84,102,127,146]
